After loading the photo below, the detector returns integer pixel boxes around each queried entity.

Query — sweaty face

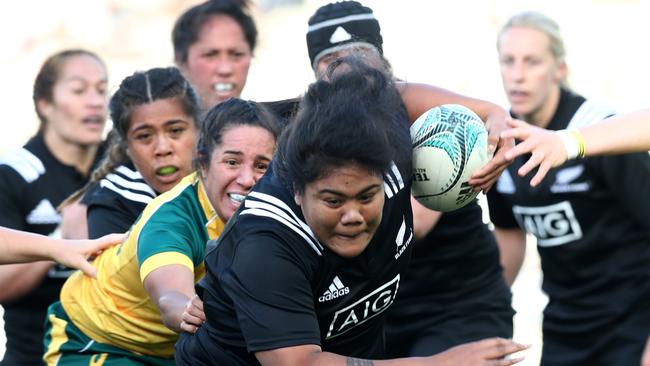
[201,125,275,223]
[179,15,252,111]
[498,26,566,124]
[127,97,197,194]
[295,163,384,258]
[39,54,108,146]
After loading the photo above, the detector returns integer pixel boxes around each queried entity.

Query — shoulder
[239,190,325,257]
[134,174,202,237]
[0,147,45,184]
[90,164,156,206]
[566,93,617,129]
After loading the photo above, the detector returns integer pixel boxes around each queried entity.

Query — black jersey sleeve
[221,230,321,353]
[594,152,650,234]
[83,182,146,238]
[486,186,519,229]
[0,166,27,229]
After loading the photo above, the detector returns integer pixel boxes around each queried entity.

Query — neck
[43,130,99,176]
[518,86,562,129]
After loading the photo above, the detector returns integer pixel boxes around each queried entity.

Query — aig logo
[513,201,583,247]
[325,275,400,339]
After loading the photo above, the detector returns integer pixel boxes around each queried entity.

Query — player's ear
[294,190,302,207]
[554,60,567,84]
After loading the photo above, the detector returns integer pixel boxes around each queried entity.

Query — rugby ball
[410,104,491,212]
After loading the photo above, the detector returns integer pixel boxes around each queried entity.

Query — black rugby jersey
[176,161,414,365]
[81,160,156,238]
[487,89,650,363]
[385,200,513,356]
[0,134,104,365]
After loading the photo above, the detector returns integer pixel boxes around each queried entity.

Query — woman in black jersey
[304,2,515,356]
[70,67,200,239]
[0,49,108,365]
[175,58,528,366]
[487,11,650,366]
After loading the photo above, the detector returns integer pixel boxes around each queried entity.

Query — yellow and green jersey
[59,173,224,358]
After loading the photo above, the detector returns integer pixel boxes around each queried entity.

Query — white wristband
[556,130,579,160]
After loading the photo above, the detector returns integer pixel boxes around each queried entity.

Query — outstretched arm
[500,109,650,186]
[256,338,529,366]
[0,227,122,276]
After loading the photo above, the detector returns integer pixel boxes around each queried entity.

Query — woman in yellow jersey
[43,97,282,365]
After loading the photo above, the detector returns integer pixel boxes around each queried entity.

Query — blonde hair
[497,11,566,64]
[498,11,569,87]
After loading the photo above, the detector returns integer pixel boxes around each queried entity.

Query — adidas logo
[329,26,352,44]
[26,199,60,225]
[318,276,350,303]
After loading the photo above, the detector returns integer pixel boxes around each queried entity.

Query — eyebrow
[318,183,382,196]
[61,76,107,84]
[130,119,189,132]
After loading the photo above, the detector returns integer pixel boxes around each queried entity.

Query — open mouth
[213,83,234,93]
[82,116,105,125]
[156,166,179,177]
[228,193,246,204]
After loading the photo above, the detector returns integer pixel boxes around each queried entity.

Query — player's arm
[0,170,56,302]
[59,200,88,239]
[500,109,650,186]
[398,82,515,191]
[493,227,527,286]
[256,339,528,366]
[0,228,122,282]
[485,184,526,286]
[411,197,442,241]
[143,262,203,333]
[579,109,650,155]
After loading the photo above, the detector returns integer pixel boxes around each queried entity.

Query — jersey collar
[195,174,225,239]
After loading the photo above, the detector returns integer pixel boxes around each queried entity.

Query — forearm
[157,290,192,333]
[493,228,526,286]
[0,227,55,263]
[411,197,441,241]
[0,261,53,302]
[143,263,197,333]
[258,347,429,366]
[256,337,528,366]
[308,353,428,366]
[581,109,650,156]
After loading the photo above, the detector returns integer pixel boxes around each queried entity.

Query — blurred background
[1,0,649,364]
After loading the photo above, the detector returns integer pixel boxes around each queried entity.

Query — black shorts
[541,296,650,366]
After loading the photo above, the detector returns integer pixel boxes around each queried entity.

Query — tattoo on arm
[346,357,374,366]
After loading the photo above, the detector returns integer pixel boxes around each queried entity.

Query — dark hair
[172,0,257,64]
[195,98,282,171]
[59,67,199,209]
[277,56,411,194]
[32,49,105,131]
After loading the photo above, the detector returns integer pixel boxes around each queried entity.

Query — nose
[508,61,526,83]
[87,89,106,109]
[236,167,256,190]
[154,134,173,158]
[340,204,363,226]
[215,56,234,76]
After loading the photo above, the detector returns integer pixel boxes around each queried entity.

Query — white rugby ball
[410,104,491,212]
